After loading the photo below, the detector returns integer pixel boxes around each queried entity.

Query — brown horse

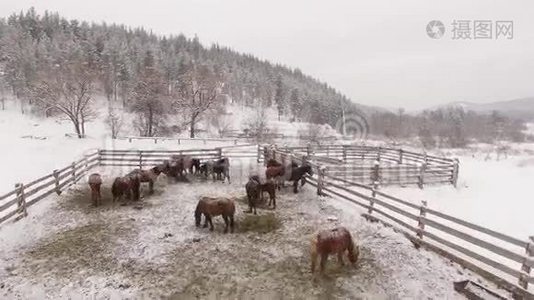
[128,165,164,194]
[265,165,285,190]
[164,155,195,180]
[260,179,277,209]
[195,197,235,233]
[111,173,141,204]
[88,173,102,207]
[212,158,230,183]
[245,176,261,214]
[310,227,359,273]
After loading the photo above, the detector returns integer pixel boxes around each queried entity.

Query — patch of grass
[238,213,281,233]
[25,223,119,276]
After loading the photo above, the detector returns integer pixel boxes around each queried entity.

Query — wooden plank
[323,174,372,190]
[0,208,19,224]
[425,208,527,248]
[373,190,421,210]
[23,178,56,199]
[26,188,57,208]
[0,189,17,202]
[24,173,54,189]
[321,186,371,211]
[422,217,528,265]
[423,230,523,279]
[0,197,19,213]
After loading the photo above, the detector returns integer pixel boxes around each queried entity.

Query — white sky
[1,0,533,110]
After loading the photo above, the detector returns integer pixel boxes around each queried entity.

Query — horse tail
[310,235,318,272]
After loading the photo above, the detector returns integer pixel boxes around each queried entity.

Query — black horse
[288,164,313,193]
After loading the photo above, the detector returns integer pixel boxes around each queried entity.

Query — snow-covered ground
[0,161,507,298]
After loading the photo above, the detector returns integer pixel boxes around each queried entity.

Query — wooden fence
[117,136,241,145]
[272,144,459,188]
[267,148,533,299]
[0,150,100,225]
[0,144,261,225]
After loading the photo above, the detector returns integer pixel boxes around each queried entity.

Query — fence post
[418,162,426,189]
[417,200,427,239]
[256,144,261,163]
[518,236,534,290]
[84,154,90,171]
[306,142,312,157]
[178,138,181,145]
[377,147,381,162]
[263,146,269,166]
[371,160,380,185]
[128,137,132,143]
[234,139,238,145]
[369,181,378,214]
[138,151,143,169]
[398,149,403,164]
[317,166,326,196]
[15,183,27,218]
[342,145,347,162]
[53,169,61,195]
[71,162,76,183]
[326,145,330,158]
[203,139,206,145]
[451,158,459,187]
[217,148,222,160]
[154,138,157,144]
[97,149,102,166]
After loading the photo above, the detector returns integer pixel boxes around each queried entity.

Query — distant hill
[424,97,534,120]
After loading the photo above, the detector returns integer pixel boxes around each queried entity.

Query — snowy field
[0,161,505,299]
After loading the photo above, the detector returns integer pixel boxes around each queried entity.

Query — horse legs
[202,213,209,228]
[223,215,229,233]
[207,216,214,231]
[148,180,154,194]
[229,215,234,233]
[337,251,344,266]
[225,170,230,184]
[246,195,253,214]
[320,253,329,272]
[293,180,299,193]
[270,189,276,209]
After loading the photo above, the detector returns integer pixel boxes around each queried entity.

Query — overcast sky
[1,0,533,110]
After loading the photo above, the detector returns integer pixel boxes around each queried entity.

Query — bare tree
[173,64,221,138]
[106,108,123,139]
[243,105,273,143]
[31,64,97,138]
[298,123,331,146]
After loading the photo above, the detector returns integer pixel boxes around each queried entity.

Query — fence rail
[267,147,533,298]
[275,144,458,188]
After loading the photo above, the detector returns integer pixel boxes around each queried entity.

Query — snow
[0,161,506,298]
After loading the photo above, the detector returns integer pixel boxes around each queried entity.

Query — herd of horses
[86,154,359,273]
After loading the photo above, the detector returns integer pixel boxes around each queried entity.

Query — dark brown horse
[128,165,164,194]
[111,173,141,204]
[288,164,313,193]
[212,157,230,183]
[88,173,102,207]
[245,176,261,214]
[195,197,235,233]
[164,155,195,180]
[260,179,277,209]
[310,227,359,273]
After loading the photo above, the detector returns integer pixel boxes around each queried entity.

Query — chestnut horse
[128,165,164,194]
[111,173,141,204]
[88,173,102,207]
[195,197,235,233]
[310,227,359,273]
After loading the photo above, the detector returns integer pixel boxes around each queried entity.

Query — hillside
[0,8,376,136]
[425,97,534,120]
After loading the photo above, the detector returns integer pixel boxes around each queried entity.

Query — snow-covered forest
[0,8,375,139]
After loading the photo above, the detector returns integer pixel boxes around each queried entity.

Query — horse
[191,158,201,175]
[265,166,285,190]
[164,155,195,180]
[260,179,277,209]
[111,173,141,204]
[245,176,261,214]
[266,159,282,168]
[212,157,230,183]
[128,165,164,194]
[288,164,313,193]
[195,197,235,233]
[310,227,359,273]
[88,173,102,207]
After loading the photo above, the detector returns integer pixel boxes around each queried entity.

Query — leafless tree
[243,105,273,143]
[173,64,222,138]
[106,108,123,139]
[31,63,97,138]
[298,123,331,146]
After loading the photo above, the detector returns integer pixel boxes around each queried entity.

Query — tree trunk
[148,107,154,137]
[190,114,196,138]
